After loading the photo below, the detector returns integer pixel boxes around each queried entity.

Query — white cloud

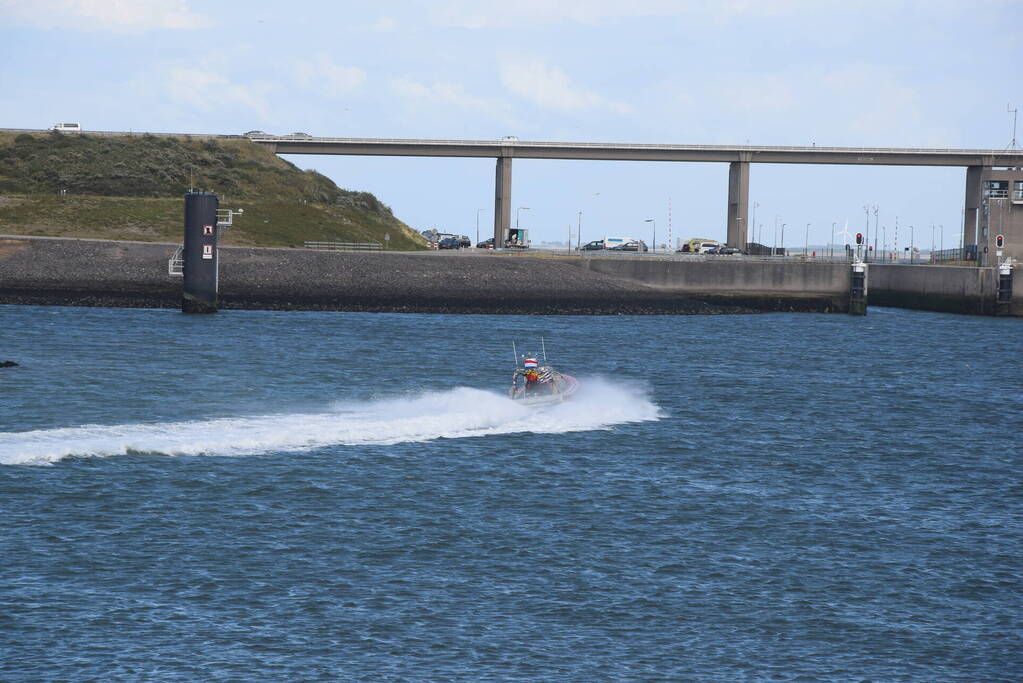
[499,58,631,115]
[391,78,512,120]
[294,55,367,97]
[427,0,807,28]
[165,67,269,117]
[0,0,211,31]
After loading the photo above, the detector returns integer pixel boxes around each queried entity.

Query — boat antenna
[541,337,547,364]
[512,341,518,365]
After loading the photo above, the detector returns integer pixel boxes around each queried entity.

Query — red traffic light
[855,232,863,245]
[996,234,1004,248]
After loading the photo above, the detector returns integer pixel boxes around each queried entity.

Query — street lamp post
[909,225,915,263]
[577,211,582,248]
[805,222,810,257]
[644,219,656,253]
[516,206,530,229]
[881,225,887,262]
[773,216,779,256]
[475,208,483,246]
[781,223,786,257]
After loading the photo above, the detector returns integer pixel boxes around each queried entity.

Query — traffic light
[855,232,863,245]
[995,234,1004,248]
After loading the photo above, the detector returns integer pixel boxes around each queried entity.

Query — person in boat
[524,368,540,396]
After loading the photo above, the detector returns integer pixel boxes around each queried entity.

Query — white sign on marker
[202,244,213,260]
[202,224,214,236]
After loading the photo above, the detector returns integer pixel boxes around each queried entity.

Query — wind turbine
[835,219,853,246]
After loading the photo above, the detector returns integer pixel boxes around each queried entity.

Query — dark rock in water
[0,361,17,368]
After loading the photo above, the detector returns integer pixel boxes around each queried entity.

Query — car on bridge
[438,236,463,249]
[476,237,495,249]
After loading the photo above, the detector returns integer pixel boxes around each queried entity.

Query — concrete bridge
[249,134,1023,253]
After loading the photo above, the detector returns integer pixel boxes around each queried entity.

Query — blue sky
[1,0,1020,250]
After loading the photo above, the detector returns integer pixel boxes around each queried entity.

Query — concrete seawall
[574,257,852,312]
[869,264,1022,316]
[1,236,841,315]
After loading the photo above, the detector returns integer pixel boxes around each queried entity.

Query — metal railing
[303,241,382,251]
[168,244,184,276]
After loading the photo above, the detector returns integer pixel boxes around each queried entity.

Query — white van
[52,122,82,133]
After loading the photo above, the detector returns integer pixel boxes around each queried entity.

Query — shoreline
[0,236,844,315]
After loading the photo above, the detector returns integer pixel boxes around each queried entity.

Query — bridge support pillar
[494,156,512,248]
[727,160,750,248]
[182,191,220,313]
[964,165,989,265]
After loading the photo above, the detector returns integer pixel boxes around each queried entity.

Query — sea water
[1,305,1020,680]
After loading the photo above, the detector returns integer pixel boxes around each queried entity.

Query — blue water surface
[1,305,1020,681]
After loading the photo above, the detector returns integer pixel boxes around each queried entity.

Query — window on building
[984,180,1009,198]
[1013,180,1023,201]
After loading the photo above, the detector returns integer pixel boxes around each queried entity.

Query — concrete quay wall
[0,236,841,315]
[573,258,852,312]
[868,264,1022,316]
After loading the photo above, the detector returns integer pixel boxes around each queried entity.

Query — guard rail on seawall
[304,241,382,251]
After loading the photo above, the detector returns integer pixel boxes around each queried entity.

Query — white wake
[1,378,662,465]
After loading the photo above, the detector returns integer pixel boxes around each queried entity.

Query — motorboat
[508,342,579,406]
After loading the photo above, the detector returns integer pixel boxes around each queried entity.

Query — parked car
[611,240,648,252]
[244,130,267,137]
[476,237,495,249]
[717,246,744,255]
[438,236,462,249]
[458,235,472,248]
[290,132,312,138]
[580,239,607,251]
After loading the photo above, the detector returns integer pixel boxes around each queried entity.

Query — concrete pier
[493,157,512,248]
[726,160,750,248]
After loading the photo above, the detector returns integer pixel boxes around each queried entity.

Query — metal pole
[645,219,655,252]
[578,211,582,248]
[476,208,483,246]
[831,221,835,260]
[910,225,914,263]
[781,223,786,257]
[805,222,810,257]
[773,215,778,256]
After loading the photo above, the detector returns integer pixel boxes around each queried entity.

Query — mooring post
[182,191,220,313]
[849,259,868,315]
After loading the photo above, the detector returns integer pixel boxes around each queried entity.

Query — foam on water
[0,377,662,465]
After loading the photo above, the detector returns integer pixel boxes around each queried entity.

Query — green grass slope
[0,131,426,249]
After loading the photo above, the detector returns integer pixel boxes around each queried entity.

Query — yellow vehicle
[680,238,718,253]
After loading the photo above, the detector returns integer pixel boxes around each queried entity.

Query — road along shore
[0,237,847,314]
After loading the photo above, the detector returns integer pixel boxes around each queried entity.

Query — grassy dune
[0,131,426,249]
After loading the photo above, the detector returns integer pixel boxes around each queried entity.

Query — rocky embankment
[0,236,834,315]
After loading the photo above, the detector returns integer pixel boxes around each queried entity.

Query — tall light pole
[909,225,914,263]
[781,223,786,257]
[804,222,810,257]
[773,215,779,256]
[644,219,656,253]
[516,206,530,229]
[873,206,879,259]
[475,208,483,246]
[830,221,836,260]
[751,201,759,248]
[577,211,582,248]
[881,225,887,262]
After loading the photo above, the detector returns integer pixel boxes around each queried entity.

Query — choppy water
[1,305,1020,681]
